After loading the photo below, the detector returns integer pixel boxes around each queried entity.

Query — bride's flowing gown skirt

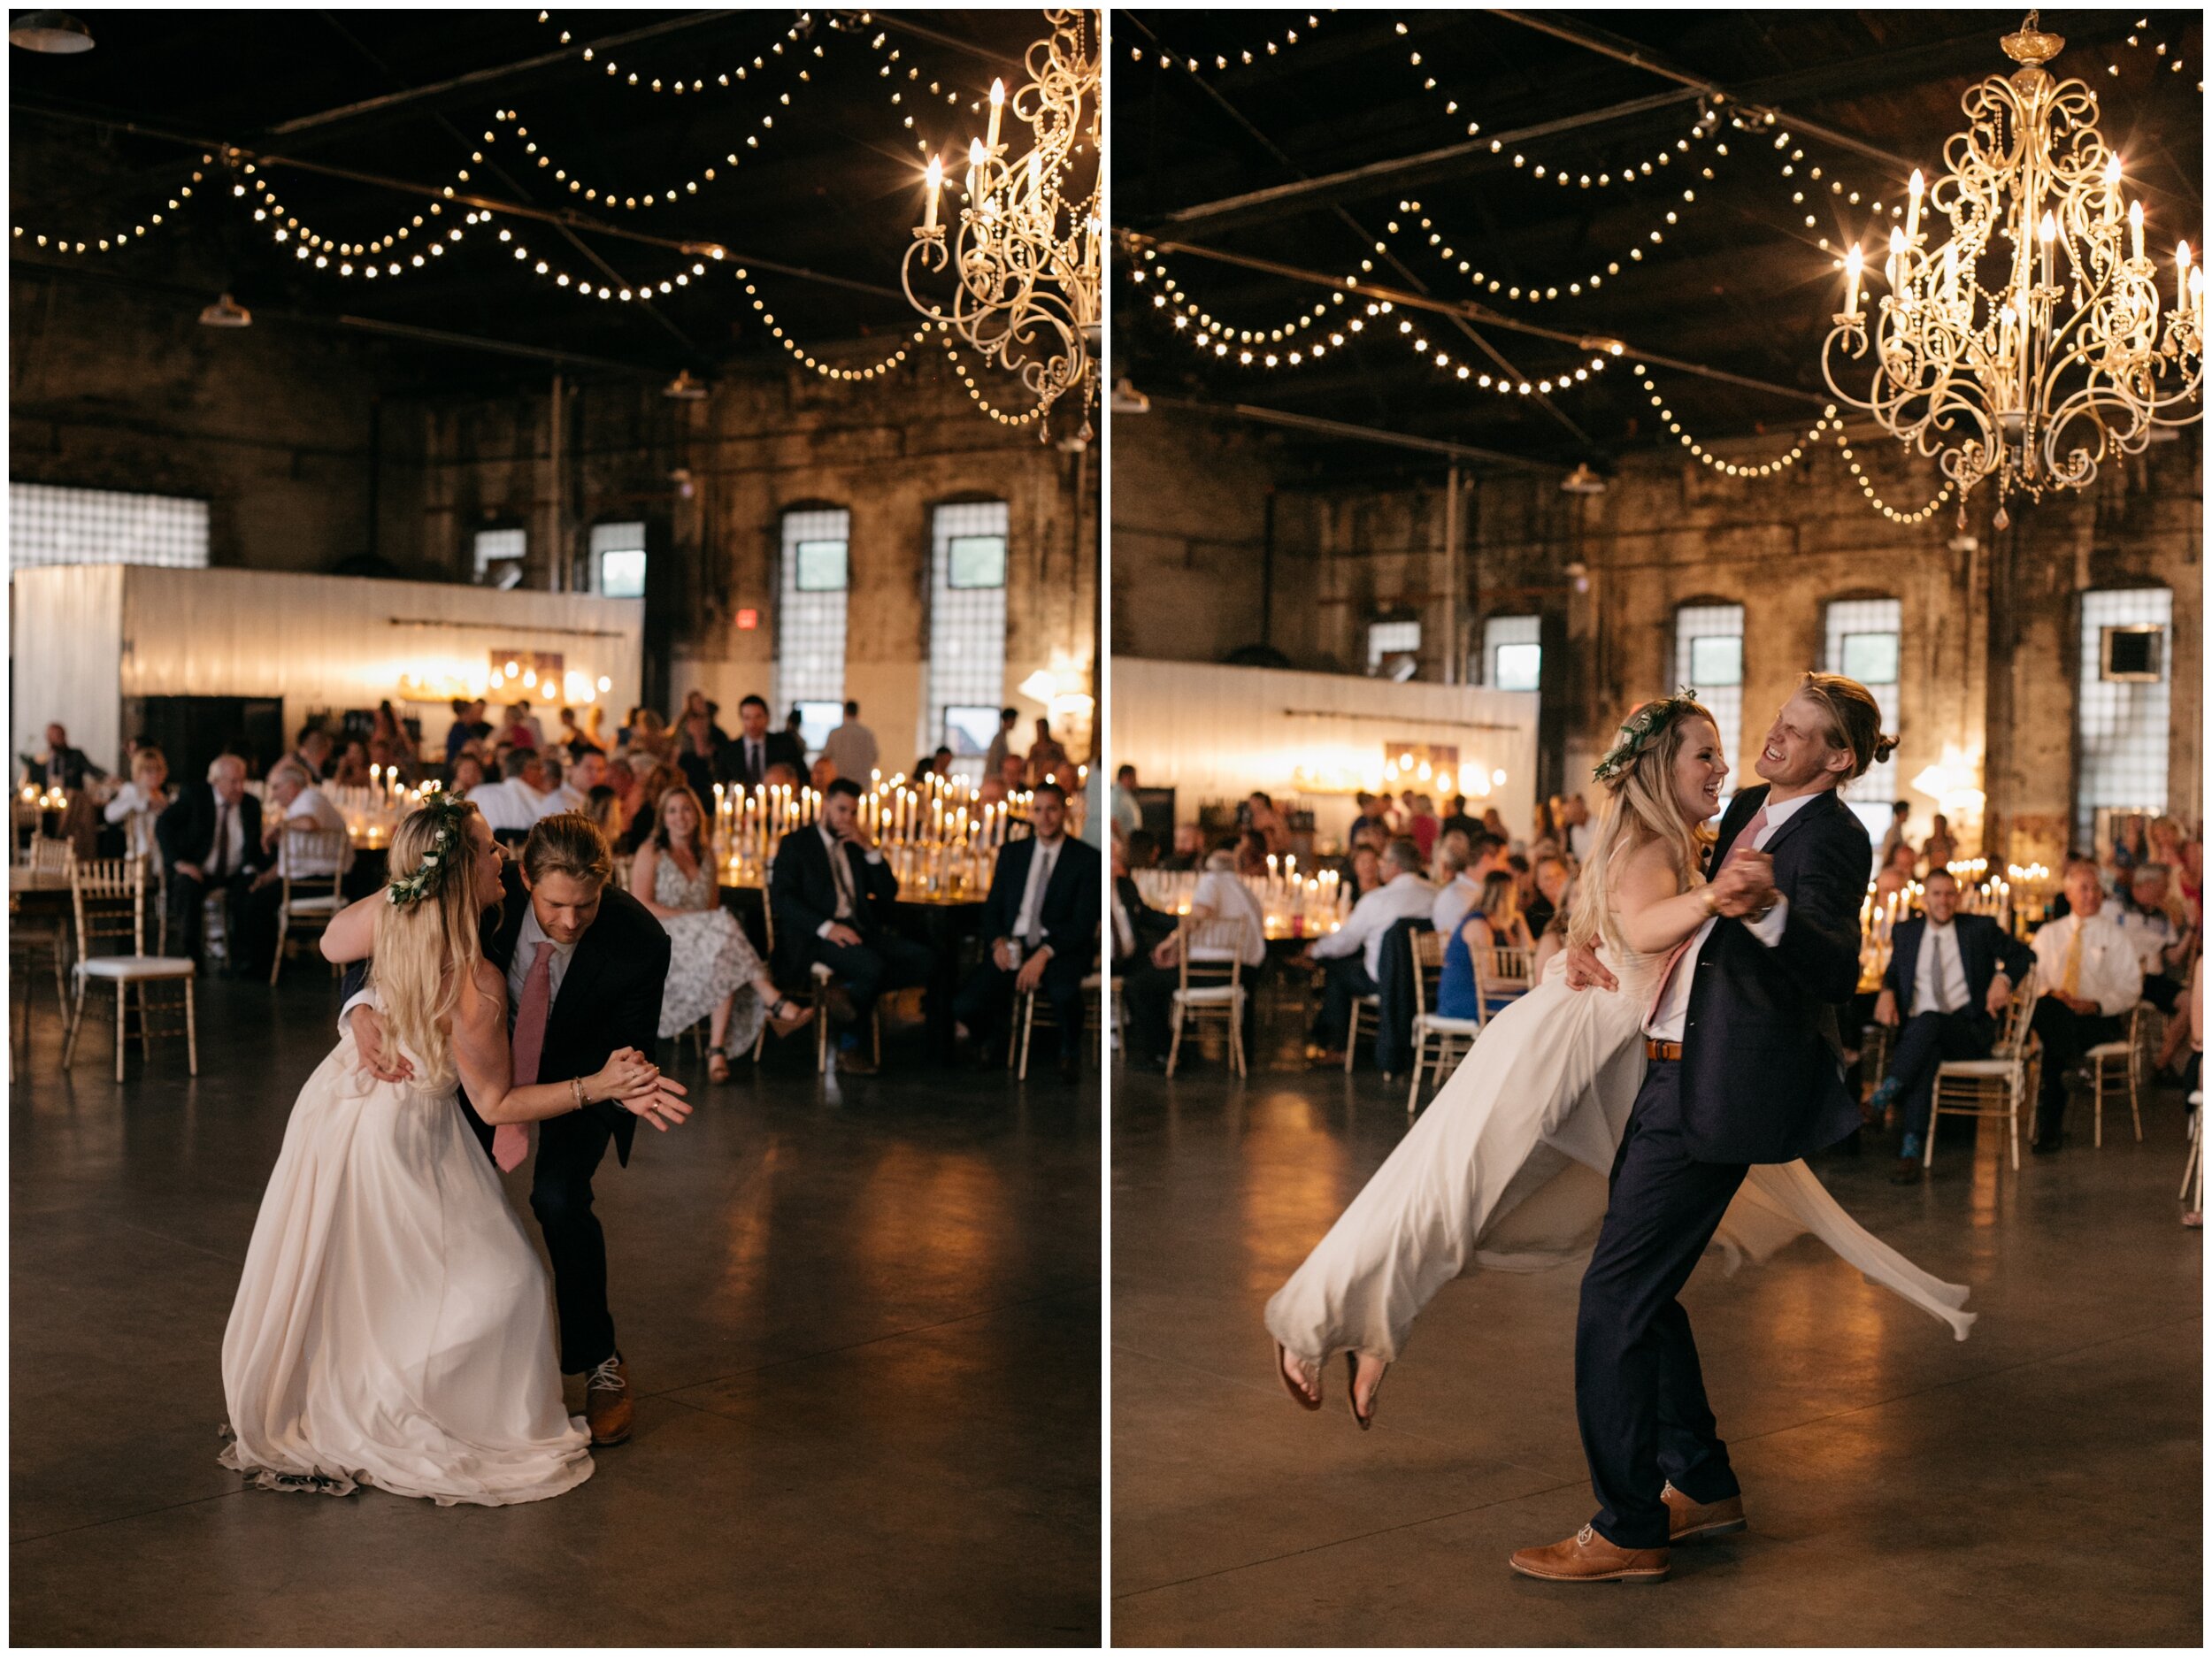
[1265,949,1976,1368]
[219,1035,594,1506]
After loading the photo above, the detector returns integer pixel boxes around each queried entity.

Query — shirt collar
[1760,790,1818,829]
[516,902,577,963]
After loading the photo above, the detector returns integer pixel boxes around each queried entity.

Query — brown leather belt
[1645,1039,1684,1062]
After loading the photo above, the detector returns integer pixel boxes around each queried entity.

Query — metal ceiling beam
[10,103,910,305]
[262,12,740,139]
[1134,234,1832,407]
[1142,393,1568,472]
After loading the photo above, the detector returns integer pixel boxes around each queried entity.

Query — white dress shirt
[104,781,169,861]
[1011,834,1064,949]
[1909,917,1970,1016]
[1190,868,1268,966]
[1646,792,1809,1040]
[2031,911,2143,1017]
[1432,874,1481,940]
[814,824,886,939]
[1313,871,1438,979]
[507,903,578,1030]
[274,785,354,877]
[2116,906,2180,977]
[467,779,536,833]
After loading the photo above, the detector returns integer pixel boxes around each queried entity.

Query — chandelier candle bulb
[1906,168,1924,243]
[2130,199,2145,262]
[923,157,941,232]
[1844,243,1863,314]
[1887,225,1907,290]
[987,76,1004,153]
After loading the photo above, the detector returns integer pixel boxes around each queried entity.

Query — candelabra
[904,9,1102,438]
[1820,12,2201,525]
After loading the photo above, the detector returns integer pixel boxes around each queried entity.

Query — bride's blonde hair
[1565,694,1720,955]
[369,797,486,1088]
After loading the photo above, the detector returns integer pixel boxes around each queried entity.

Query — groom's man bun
[522,810,614,891]
[1796,671,1899,780]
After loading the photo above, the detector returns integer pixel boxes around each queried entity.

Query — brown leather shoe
[584,1354,633,1446]
[1509,1524,1669,1583]
[1662,1480,1747,1543]
[834,1048,878,1077]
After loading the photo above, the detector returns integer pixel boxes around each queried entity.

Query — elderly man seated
[2028,860,2145,1154]
[155,755,267,974]
[468,750,545,838]
[1291,836,1435,1067]
[1123,840,1267,1071]
[1867,868,2036,1182]
[243,757,357,943]
[2116,861,2192,1015]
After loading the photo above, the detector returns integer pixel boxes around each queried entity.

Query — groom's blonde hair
[1566,696,1719,956]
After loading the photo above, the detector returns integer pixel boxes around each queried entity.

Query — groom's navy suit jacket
[1678,785,1869,1165]
[342,862,671,1167]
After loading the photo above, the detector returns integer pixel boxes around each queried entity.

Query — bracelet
[572,1076,587,1111]
[1700,887,1719,917]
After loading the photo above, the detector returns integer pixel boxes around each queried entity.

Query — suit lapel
[1759,786,1836,861]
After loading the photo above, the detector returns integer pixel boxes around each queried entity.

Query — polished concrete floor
[12,971,1099,1646]
[1112,1013,2201,1647]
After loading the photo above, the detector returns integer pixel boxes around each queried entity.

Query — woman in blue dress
[1436,870,1536,1021]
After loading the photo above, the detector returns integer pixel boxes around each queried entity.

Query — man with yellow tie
[2028,861,2144,1153]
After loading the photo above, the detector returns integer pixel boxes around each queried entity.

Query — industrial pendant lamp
[197,292,250,328]
[9,11,93,52]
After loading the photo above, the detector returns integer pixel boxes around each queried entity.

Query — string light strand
[12,159,209,254]
[1129,13,1326,76]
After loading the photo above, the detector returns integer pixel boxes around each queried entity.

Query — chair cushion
[1173,986,1243,1006]
[810,963,835,980]
[1936,1058,2019,1078]
[283,895,346,916]
[1416,1015,1484,1036]
[2085,1040,2131,1060]
[77,956,196,980]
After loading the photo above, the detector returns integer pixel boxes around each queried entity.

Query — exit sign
[735,607,759,631]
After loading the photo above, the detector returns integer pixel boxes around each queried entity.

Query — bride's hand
[586,1047,660,1101]
[616,1075,692,1132]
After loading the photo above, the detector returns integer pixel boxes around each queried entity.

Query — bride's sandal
[1275,1343,1322,1411]
[767,997,814,1039]
[1346,1351,1387,1431]
[705,1047,732,1084]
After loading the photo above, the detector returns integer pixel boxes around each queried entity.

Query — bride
[1267,693,1974,1427]
[219,794,690,1505]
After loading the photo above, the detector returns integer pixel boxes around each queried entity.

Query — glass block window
[590,520,646,599]
[1483,614,1542,691]
[2077,587,2171,847]
[1824,597,1902,802]
[1674,602,1745,779]
[926,501,1008,777]
[9,483,209,569]
[474,527,526,587]
[777,508,849,755]
[1367,618,1421,679]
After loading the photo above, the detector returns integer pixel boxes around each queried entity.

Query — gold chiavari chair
[1926,973,2042,1172]
[2086,1002,2157,1148]
[61,855,198,1082]
[1156,915,1251,1081]
[270,827,350,985]
[1407,929,1483,1115]
[1018,953,1108,1081]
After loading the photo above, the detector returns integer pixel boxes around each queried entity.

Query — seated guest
[631,785,810,1082]
[626,706,673,762]
[674,710,720,803]
[289,725,335,784]
[978,776,1010,809]
[1337,818,1386,889]
[717,694,804,788]
[763,761,803,791]
[365,736,413,786]
[550,749,607,817]
[557,705,602,762]
[332,739,372,789]
[677,690,729,751]
[1162,822,1205,872]
[1350,842,1385,897]
[103,745,173,863]
[1291,837,1434,1066]
[953,783,1100,1078]
[2029,861,2145,1153]
[1480,806,1511,846]
[502,701,544,750]
[156,755,268,973]
[468,751,542,837]
[1432,832,1507,937]
[1430,840,1475,935]
[618,763,684,855]
[1407,794,1440,862]
[582,784,623,848]
[1437,870,1535,1023]
[1126,841,1268,1070]
[810,756,839,793]
[447,753,487,795]
[1026,718,1071,787]
[997,751,1030,796]
[246,759,355,947]
[1867,868,2036,1181]
[1525,853,1572,941]
[1440,794,1482,845]
[820,701,879,784]
[2117,862,2193,1014]
[768,777,934,1076]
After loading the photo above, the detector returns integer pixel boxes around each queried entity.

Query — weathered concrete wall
[1110,404,2201,858]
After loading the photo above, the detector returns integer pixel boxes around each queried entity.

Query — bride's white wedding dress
[1265,937,1974,1368]
[219,1025,594,1506]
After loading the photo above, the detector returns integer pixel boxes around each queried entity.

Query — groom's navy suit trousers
[1575,1061,1747,1546]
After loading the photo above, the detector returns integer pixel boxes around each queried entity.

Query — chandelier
[903,9,1102,440]
[1820,12,2201,525]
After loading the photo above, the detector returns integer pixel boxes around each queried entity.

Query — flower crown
[1592,687,1701,784]
[385,789,471,909]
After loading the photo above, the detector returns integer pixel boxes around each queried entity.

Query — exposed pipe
[1144,393,1568,471]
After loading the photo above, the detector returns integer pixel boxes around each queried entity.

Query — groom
[342,811,672,1447]
[1512,674,1881,1584]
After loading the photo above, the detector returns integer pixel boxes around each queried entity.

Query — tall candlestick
[2130,199,2145,263]
[986,77,1004,153]
[1844,244,1863,316]
[923,156,942,232]
[1905,167,1923,245]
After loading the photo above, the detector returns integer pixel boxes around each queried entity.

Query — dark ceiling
[11,8,1067,387]
[1112,7,2204,482]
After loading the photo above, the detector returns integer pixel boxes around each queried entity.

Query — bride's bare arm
[1609,837,1724,956]
[450,963,692,1129]
[319,893,385,963]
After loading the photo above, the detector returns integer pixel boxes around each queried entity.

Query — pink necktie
[1649,805,1770,1024]
[496,940,555,1172]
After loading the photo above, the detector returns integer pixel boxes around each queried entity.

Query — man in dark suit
[955,782,1101,1078]
[1514,675,1885,1584]
[20,721,105,791]
[715,694,807,788]
[768,776,933,1075]
[155,754,269,973]
[1870,867,2035,1182]
[341,809,672,1446]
